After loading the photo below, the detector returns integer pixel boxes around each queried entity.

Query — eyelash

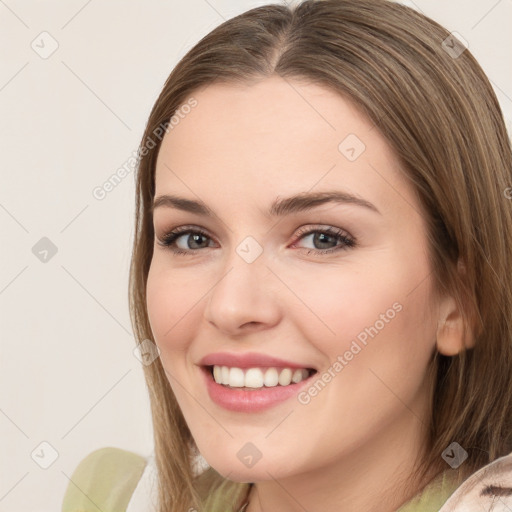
[156,224,357,256]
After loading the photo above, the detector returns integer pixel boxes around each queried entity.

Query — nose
[203,246,282,336]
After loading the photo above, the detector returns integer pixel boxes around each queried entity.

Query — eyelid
[293,223,353,241]
[156,223,352,240]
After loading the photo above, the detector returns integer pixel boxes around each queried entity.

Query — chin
[203,451,297,483]
[208,464,272,483]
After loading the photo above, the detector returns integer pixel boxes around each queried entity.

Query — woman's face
[146,76,442,482]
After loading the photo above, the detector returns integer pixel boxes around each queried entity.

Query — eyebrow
[151,190,381,217]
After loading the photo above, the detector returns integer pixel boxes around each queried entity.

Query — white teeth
[278,368,292,386]
[263,367,279,387]
[229,367,245,387]
[245,368,264,388]
[213,365,222,383]
[211,365,312,388]
[292,369,301,383]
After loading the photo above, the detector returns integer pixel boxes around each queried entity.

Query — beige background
[0,0,510,510]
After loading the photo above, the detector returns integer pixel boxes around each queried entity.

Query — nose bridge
[215,234,267,300]
[204,233,279,332]
[234,234,265,267]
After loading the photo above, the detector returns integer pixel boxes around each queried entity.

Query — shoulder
[61,446,149,512]
[439,451,512,511]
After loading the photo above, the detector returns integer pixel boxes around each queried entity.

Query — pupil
[314,233,334,249]
[190,234,206,249]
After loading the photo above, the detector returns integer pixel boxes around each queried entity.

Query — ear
[435,260,476,356]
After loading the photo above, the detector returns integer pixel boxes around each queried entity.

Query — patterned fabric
[439,452,512,511]
[61,447,512,512]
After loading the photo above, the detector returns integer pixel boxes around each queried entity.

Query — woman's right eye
[157,227,215,255]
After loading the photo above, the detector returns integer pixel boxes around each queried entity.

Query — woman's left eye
[156,225,357,256]
[291,226,357,254]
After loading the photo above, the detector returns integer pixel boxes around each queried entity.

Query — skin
[146,75,468,512]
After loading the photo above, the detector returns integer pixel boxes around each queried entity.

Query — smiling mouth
[205,365,317,390]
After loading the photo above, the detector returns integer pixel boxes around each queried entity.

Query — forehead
[158,76,376,164]
[154,76,419,219]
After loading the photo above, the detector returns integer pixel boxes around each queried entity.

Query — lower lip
[201,366,315,412]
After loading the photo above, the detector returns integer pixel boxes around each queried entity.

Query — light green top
[61,447,460,512]
[61,447,148,512]
[396,471,459,512]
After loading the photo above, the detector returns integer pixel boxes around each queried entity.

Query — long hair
[128,1,512,510]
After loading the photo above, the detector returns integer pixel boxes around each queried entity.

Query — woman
[62,0,512,511]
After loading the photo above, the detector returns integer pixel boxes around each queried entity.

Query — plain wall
[1,0,510,510]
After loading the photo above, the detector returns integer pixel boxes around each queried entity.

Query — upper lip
[199,351,316,370]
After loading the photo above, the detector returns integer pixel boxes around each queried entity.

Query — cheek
[145,261,200,356]
[284,265,436,463]
[283,252,437,378]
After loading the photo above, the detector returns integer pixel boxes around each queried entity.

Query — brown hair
[128,0,512,510]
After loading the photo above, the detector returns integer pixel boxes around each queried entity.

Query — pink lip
[198,351,315,370]
[200,366,316,413]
